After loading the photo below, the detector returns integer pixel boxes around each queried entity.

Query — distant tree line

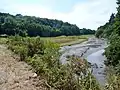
[0,12,95,37]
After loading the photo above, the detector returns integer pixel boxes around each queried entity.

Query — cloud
[0,0,117,30]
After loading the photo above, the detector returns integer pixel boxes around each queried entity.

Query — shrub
[7,35,101,90]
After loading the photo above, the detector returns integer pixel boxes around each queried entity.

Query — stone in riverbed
[100,65,104,68]
[92,63,98,68]
[88,62,92,67]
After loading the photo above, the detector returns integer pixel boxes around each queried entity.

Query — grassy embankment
[0,35,92,46]
[41,35,92,46]
[0,35,103,90]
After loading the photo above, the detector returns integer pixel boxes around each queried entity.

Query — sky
[0,0,117,30]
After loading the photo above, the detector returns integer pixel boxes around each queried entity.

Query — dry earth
[0,45,47,90]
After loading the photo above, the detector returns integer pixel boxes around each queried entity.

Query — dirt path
[0,45,46,90]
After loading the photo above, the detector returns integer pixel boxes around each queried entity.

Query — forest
[0,12,95,37]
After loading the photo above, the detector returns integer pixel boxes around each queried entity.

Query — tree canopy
[95,13,115,38]
[0,12,95,37]
[95,0,120,72]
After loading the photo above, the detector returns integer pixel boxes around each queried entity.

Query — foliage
[104,67,120,90]
[0,12,95,37]
[104,35,120,66]
[95,1,120,89]
[95,13,115,38]
[41,35,90,46]
[6,35,100,90]
[95,0,120,73]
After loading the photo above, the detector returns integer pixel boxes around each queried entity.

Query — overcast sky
[0,0,117,30]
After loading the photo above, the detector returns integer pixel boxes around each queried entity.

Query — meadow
[0,35,92,46]
[40,35,92,46]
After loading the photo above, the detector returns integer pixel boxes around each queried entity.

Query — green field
[41,35,93,46]
[0,35,93,46]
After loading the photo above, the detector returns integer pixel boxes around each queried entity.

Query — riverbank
[60,37,107,64]
[0,35,92,47]
[60,37,107,86]
[41,35,92,46]
[0,45,46,90]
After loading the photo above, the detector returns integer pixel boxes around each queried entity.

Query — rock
[93,63,98,68]
[98,72,102,74]
[30,73,37,78]
[100,65,103,68]
[0,71,7,85]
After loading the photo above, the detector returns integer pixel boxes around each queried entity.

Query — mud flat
[60,37,107,64]
[60,37,107,86]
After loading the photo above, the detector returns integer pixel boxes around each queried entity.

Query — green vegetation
[104,67,120,90]
[5,35,100,90]
[1,35,91,46]
[41,35,91,46]
[0,37,7,44]
[95,13,115,38]
[2,0,120,89]
[96,0,120,70]
[0,12,95,37]
[95,0,120,89]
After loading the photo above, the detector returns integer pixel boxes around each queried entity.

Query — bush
[7,35,101,90]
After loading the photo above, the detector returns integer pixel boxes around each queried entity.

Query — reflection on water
[87,49,106,86]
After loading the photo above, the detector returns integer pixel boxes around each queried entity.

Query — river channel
[60,37,107,86]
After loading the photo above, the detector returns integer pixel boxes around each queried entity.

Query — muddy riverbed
[87,49,106,86]
[60,37,107,85]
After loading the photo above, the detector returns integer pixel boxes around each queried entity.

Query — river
[60,37,107,86]
[87,49,106,86]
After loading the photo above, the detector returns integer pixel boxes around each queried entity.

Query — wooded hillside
[0,12,95,37]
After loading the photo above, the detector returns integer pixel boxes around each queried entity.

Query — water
[60,38,107,85]
[86,49,106,86]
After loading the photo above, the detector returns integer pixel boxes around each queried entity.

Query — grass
[41,35,93,46]
[0,35,93,46]
[0,37,8,44]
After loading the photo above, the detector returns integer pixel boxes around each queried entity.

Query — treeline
[95,0,120,72]
[0,12,95,37]
[95,13,115,38]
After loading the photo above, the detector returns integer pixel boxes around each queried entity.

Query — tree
[0,12,95,37]
[95,14,115,38]
[101,0,120,71]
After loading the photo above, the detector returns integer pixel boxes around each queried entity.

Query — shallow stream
[60,37,107,85]
[86,49,106,86]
